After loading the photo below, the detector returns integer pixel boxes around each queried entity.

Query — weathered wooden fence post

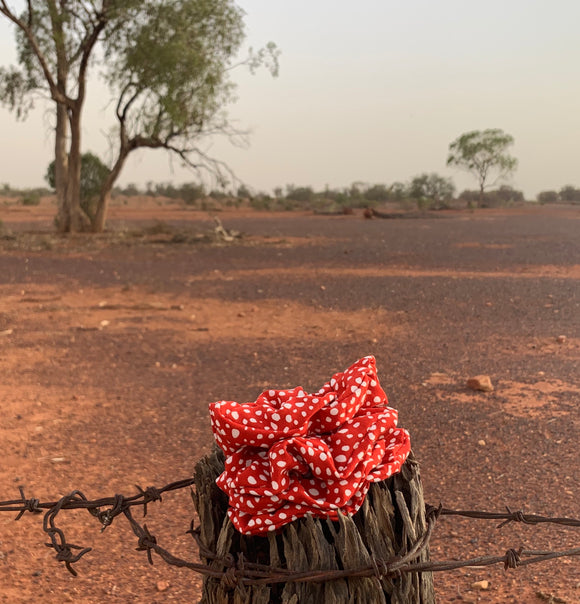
[193,447,435,603]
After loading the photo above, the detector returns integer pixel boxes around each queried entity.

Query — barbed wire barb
[1,478,578,581]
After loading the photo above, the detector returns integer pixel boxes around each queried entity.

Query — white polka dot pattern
[209,356,411,535]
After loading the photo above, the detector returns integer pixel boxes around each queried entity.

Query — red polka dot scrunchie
[209,356,411,535]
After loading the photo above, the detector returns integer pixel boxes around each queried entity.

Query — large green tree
[446,129,517,206]
[0,1,278,232]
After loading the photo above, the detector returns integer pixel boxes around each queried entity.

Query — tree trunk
[193,448,435,604]
[478,183,485,208]
[49,2,80,233]
[54,101,70,232]
[93,150,129,233]
[67,107,90,232]
[92,190,111,234]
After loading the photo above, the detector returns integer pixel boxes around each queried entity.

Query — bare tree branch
[76,12,108,104]
[0,0,66,104]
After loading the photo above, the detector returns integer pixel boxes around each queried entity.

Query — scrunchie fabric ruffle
[209,356,410,535]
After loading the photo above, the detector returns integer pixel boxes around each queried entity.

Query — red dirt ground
[0,202,578,603]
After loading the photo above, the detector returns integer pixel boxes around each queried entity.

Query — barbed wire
[0,479,194,575]
[437,506,580,529]
[0,479,578,584]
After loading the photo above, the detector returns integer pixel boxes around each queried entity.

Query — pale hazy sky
[1,1,579,198]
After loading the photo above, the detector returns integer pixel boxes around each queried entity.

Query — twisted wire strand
[0,478,578,581]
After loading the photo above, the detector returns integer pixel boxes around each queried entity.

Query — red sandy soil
[0,203,578,603]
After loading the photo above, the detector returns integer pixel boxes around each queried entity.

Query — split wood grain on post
[192,447,436,603]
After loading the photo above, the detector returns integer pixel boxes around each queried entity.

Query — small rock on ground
[466,375,494,392]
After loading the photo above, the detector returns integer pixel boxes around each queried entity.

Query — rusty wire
[0,479,579,585]
[436,505,580,529]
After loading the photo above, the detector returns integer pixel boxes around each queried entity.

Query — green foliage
[0,66,35,119]
[236,184,252,199]
[321,188,350,206]
[0,0,278,232]
[537,190,559,204]
[209,189,229,200]
[494,185,524,204]
[318,183,371,209]
[249,196,273,211]
[389,182,408,201]
[416,197,432,211]
[0,184,51,199]
[121,183,142,196]
[148,181,207,205]
[180,183,206,206]
[559,185,580,203]
[104,0,246,145]
[20,191,41,206]
[447,129,518,202]
[540,190,559,204]
[347,182,365,203]
[481,185,524,207]
[459,186,525,207]
[408,173,455,209]
[46,153,109,219]
[285,185,315,202]
[1,183,19,198]
[156,183,178,198]
[364,184,391,202]
[458,190,480,205]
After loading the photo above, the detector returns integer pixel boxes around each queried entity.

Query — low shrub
[459,186,524,208]
[249,197,273,211]
[20,192,41,206]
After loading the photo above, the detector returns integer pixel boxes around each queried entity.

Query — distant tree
[458,190,480,207]
[348,182,366,202]
[389,182,408,201]
[236,184,252,199]
[480,185,524,207]
[559,185,580,203]
[364,184,391,202]
[209,188,229,200]
[408,173,455,208]
[459,185,524,208]
[178,182,206,206]
[0,1,278,232]
[46,152,108,221]
[537,190,559,204]
[447,129,517,206]
[122,183,141,196]
[322,187,349,205]
[494,185,524,204]
[286,186,314,203]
